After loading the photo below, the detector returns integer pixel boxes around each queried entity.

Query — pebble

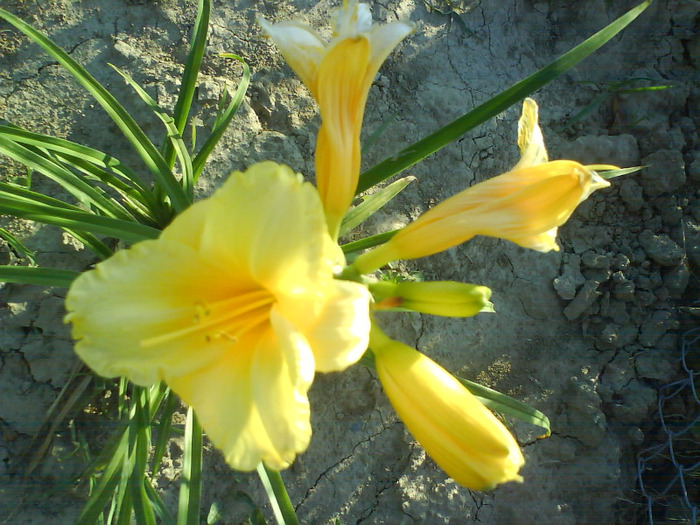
[640,149,686,196]
[638,229,684,266]
[563,280,601,320]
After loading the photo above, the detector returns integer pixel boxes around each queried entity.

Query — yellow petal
[65,240,251,385]
[258,18,326,97]
[315,37,371,238]
[198,162,333,290]
[514,97,548,169]
[367,21,415,76]
[277,280,372,373]
[168,320,313,471]
[332,0,372,37]
[371,327,524,490]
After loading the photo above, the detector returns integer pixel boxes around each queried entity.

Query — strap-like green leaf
[357,0,653,193]
[0,265,79,287]
[0,8,190,213]
[457,377,551,438]
[0,227,36,264]
[163,0,211,169]
[339,176,415,237]
[257,464,299,525]
[192,54,250,180]
[0,135,135,221]
[341,229,398,255]
[176,408,203,525]
[111,65,195,201]
[0,194,160,243]
[0,124,151,194]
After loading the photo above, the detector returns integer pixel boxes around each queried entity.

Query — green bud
[370,280,494,317]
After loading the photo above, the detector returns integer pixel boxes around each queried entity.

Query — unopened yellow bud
[370,280,494,317]
[370,325,525,490]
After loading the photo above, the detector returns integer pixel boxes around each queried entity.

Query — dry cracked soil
[1,0,699,524]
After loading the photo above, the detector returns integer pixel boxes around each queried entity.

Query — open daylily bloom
[370,325,525,490]
[352,99,611,273]
[259,1,414,239]
[65,162,371,471]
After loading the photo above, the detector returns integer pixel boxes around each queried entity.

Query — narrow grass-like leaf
[192,54,250,179]
[598,165,644,179]
[0,195,160,242]
[257,464,299,525]
[177,407,203,525]
[0,227,36,263]
[457,377,551,438]
[151,389,176,475]
[0,124,151,195]
[0,135,135,221]
[76,432,129,525]
[339,176,415,237]
[0,265,79,287]
[163,0,210,169]
[362,112,398,154]
[145,481,176,525]
[341,229,398,255]
[357,0,653,193]
[131,390,156,525]
[111,65,195,202]
[62,229,114,260]
[0,8,190,213]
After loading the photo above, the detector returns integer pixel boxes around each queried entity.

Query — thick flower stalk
[370,325,525,490]
[352,99,612,274]
[65,162,371,471]
[259,1,414,239]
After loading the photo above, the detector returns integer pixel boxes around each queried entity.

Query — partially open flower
[370,325,525,490]
[352,99,612,273]
[65,162,371,471]
[259,1,414,238]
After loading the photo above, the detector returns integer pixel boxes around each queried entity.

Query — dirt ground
[1,0,699,523]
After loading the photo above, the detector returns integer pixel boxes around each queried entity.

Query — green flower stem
[257,464,299,525]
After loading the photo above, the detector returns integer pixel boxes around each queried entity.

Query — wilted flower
[65,162,371,471]
[259,1,414,238]
[352,98,611,273]
[370,325,525,490]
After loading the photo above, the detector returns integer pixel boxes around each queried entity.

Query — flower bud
[370,326,525,490]
[370,280,494,317]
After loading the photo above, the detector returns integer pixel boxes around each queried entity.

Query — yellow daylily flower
[370,325,525,490]
[259,1,414,239]
[352,98,611,273]
[65,162,371,471]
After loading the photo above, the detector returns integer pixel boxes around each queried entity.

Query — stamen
[141,289,274,348]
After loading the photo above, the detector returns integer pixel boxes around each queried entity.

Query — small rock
[553,254,585,300]
[618,179,645,212]
[639,230,684,266]
[640,149,686,197]
[581,251,611,269]
[639,310,679,347]
[611,380,657,423]
[561,134,639,166]
[563,280,601,320]
[635,350,677,382]
[614,280,635,302]
[664,263,690,299]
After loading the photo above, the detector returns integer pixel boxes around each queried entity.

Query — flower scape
[60,0,621,495]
